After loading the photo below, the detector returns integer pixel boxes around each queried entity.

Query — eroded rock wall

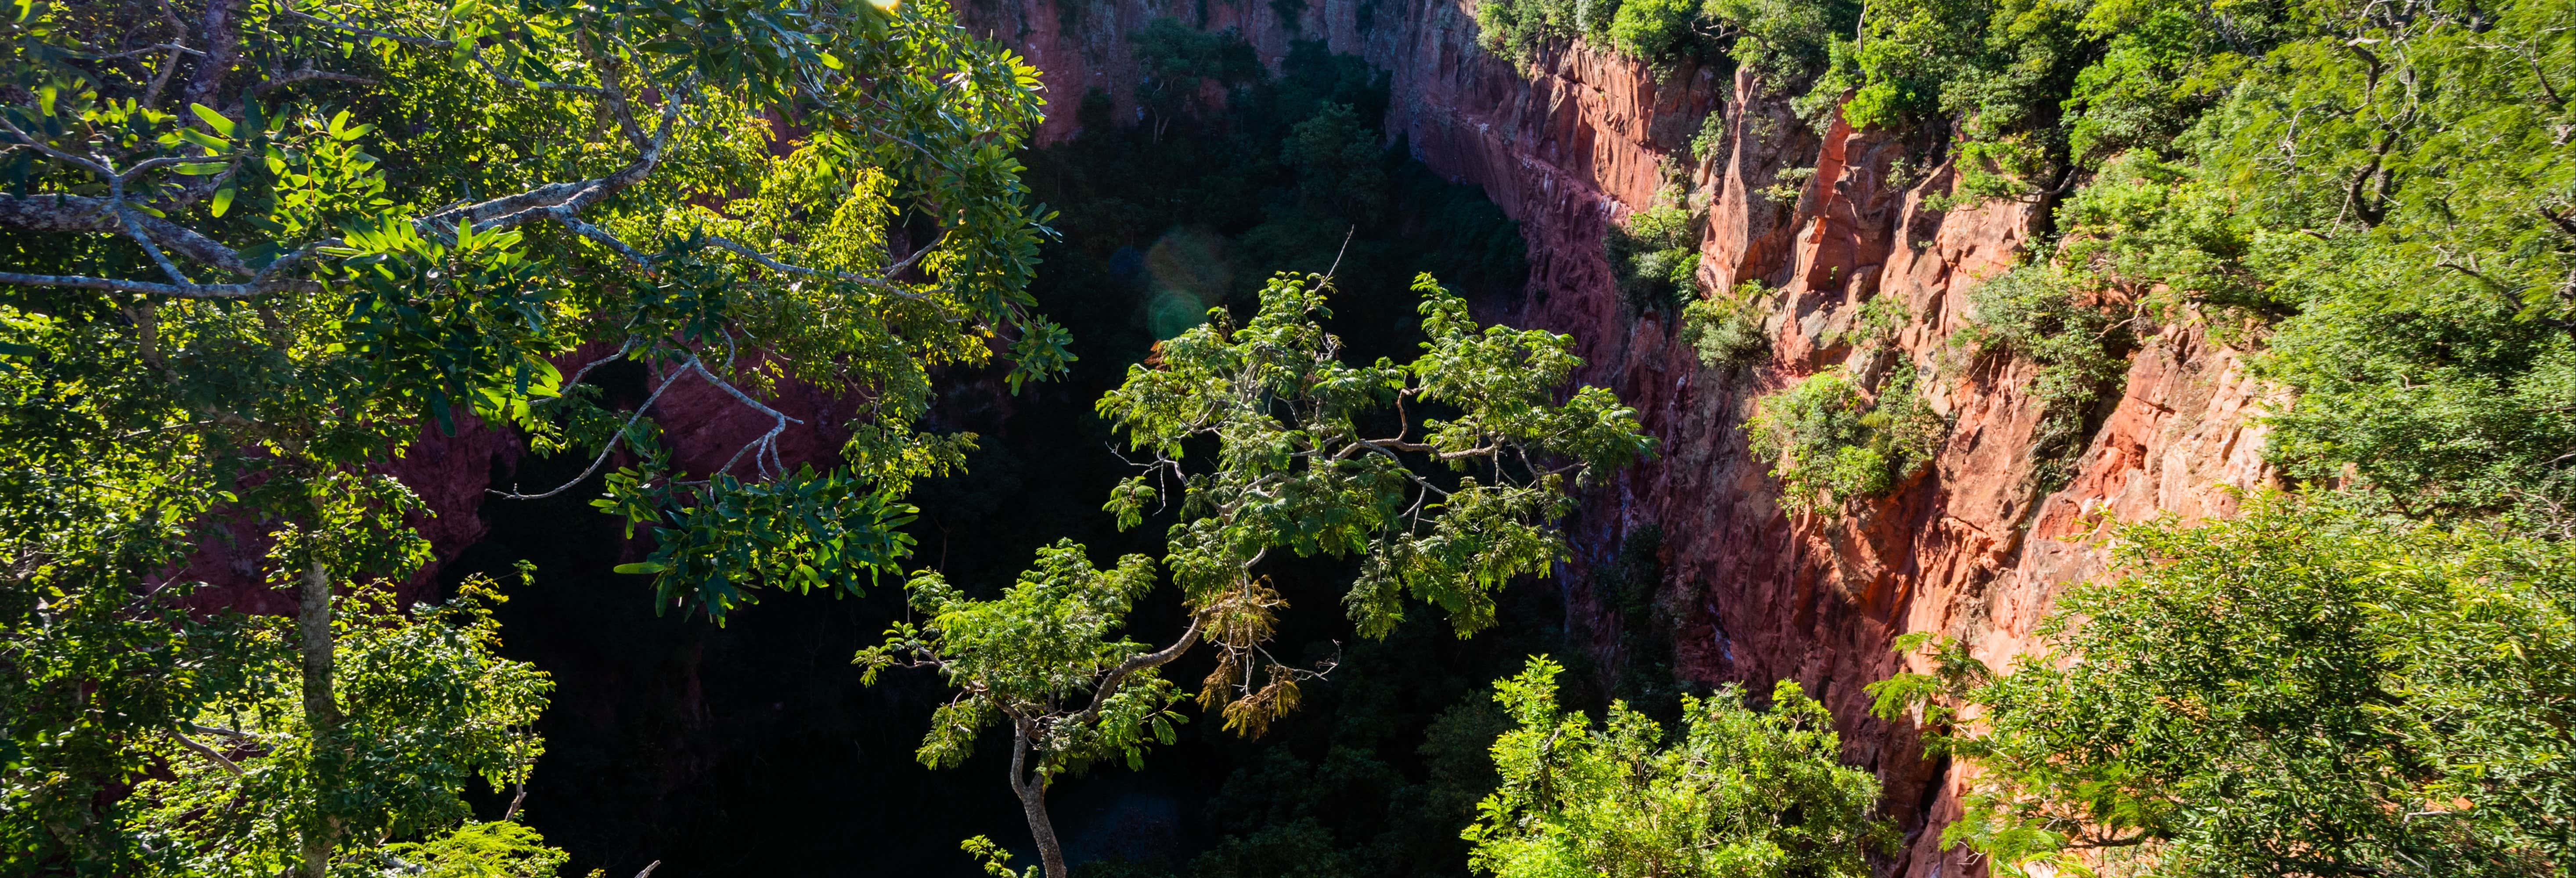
[961,3,2281,872]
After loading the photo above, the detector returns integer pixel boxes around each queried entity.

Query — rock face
[960,2,2281,872]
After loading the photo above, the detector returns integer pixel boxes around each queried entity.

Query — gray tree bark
[298,559,339,878]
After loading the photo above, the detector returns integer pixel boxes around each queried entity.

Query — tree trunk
[1009,723,1067,878]
[298,559,339,878]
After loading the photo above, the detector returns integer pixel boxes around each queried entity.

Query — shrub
[1959,264,2129,491]
[1838,294,1911,350]
[1680,281,1772,368]
[1471,0,1619,69]
[1744,365,1946,515]
[1607,0,1704,64]
[1605,198,1701,312]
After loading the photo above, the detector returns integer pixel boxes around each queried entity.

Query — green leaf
[209,186,235,217]
[611,561,670,575]
[189,103,234,138]
[175,162,228,175]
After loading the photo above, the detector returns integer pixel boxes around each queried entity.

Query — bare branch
[702,235,931,300]
[165,727,244,776]
[0,270,319,298]
[489,356,693,500]
[251,66,382,96]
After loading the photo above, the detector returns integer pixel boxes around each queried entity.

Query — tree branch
[489,355,693,500]
[165,726,244,776]
[1069,615,1203,729]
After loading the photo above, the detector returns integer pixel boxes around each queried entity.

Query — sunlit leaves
[857,541,1184,779]
[1870,493,2576,877]
[1464,658,1893,878]
[1096,272,1653,648]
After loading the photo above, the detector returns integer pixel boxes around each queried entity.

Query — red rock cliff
[959,3,2281,873]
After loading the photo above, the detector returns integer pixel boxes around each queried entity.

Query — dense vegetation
[1871,493,2576,875]
[1,0,1059,871]
[1467,658,1892,878]
[1473,0,2576,872]
[13,0,2576,874]
[862,271,1652,878]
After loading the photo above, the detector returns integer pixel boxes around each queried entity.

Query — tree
[1,0,1056,871]
[1869,492,2576,877]
[1463,657,1894,878]
[862,270,1654,878]
[860,543,1186,878]
[128,578,556,878]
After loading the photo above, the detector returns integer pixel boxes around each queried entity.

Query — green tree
[864,270,1653,878]
[860,542,1185,878]
[1,0,1056,871]
[1869,493,2576,877]
[130,578,555,878]
[1282,102,1389,225]
[1463,657,1893,878]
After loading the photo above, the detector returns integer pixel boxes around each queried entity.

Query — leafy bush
[1283,103,1391,224]
[1838,294,1911,350]
[1606,198,1701,311]
[1959,264,2129,490]
[1132,20,1266,137]
[1607,0,1704,64]
[1870,493,2576,878]
[1744,365,1946,515]
[1680,281,1772,368]
[1465,657,1895,878]
[1472,0,1618,68]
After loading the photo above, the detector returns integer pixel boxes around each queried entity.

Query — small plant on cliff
[1836,294,1913,351]
[1958,264,2130,492]
[1866,492,2576,878]
[1680,281,1773,369]
[1745,365,1946,516]
[1607,196,1703,312]
[1464,656,1895,878]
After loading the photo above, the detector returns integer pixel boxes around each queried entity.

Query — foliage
[1131,19,1264,138]
[870,270,1649,878]
[377,821,573,878]
[1589,525,1695,720]
[123,579,555,877]
[0,0,1059,870]
[1680,281,1770,369]
[1463,657,1894,878]
[1837,293,1910,350]
[1471,0,1617,70]
[1958,264,2129,490]
[1472,0,1858,86]
[1099,271,1653,725]
[1868,492,2576,877]
[1605,197,1700,312]
[1283,103,1391,225]
[1606,0,1706,66]
[1743,364,1945,516]
[858,541,1181,777]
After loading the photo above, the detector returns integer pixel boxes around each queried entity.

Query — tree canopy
[1870,493,2576,877]
[863,270,1652,878]
[1465,657,1893,878]
[2,0,1057,871]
